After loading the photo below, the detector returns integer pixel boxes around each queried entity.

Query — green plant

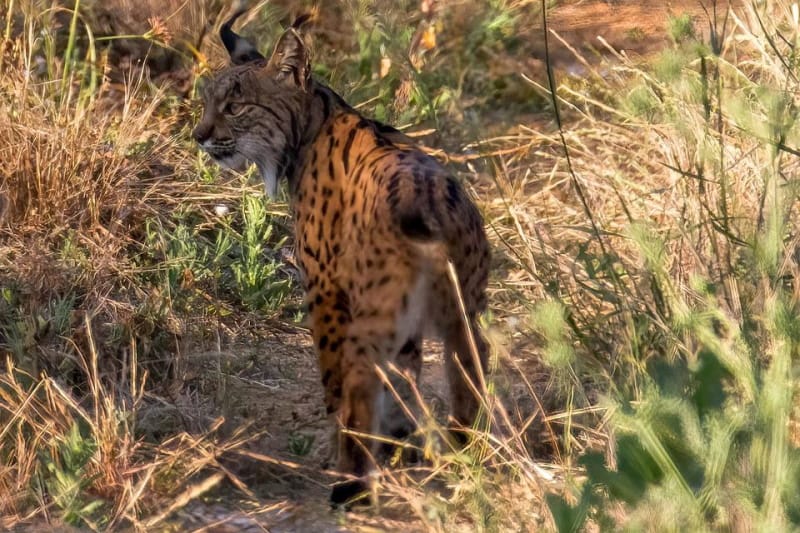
[227,192,291,313]
[142,188,292,316]
[536,2,800,530]
[548,281,800,530]
[37,423,106,528]
[667,13,696,45]
[287,432,314,457]
[625,27,646,42]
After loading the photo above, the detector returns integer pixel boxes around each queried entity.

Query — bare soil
[542,0,738,66]
[143,332,456,532]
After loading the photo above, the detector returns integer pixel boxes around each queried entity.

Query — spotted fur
[193,8,490,506]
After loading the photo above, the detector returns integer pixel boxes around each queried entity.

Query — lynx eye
[224,102,245,116]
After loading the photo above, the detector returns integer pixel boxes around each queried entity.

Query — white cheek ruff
[261,164,279,198]
[215,153,248,173]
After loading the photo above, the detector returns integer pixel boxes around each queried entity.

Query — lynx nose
[192,123,211,144]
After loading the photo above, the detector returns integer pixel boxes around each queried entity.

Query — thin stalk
[60,0,81,104]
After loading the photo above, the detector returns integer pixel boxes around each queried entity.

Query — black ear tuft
[291,13,314,30]
[220,5,265,65]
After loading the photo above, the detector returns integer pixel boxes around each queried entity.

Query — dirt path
[152,333,451,532]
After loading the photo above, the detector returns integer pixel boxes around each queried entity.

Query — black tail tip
[399,212,436,241]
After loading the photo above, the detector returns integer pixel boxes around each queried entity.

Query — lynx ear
[266,15,312,89]
[220,6,265,65]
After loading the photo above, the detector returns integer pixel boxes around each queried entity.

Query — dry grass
[0,1,292,529]
[0,318,258,530]
[3,0,800,530]
[476,0,800,529]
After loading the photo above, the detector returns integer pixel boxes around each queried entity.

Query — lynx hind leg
[444,317,489,442]
[330,329,390,507]
[379,335,423,462]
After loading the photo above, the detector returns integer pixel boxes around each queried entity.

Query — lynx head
[193,9,313,197]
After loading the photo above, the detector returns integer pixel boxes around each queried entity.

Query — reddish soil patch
[539,0,740,68]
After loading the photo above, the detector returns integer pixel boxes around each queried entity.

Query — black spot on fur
[343,128,357,173]
[446,177,460,209]
[399,339,417,354]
